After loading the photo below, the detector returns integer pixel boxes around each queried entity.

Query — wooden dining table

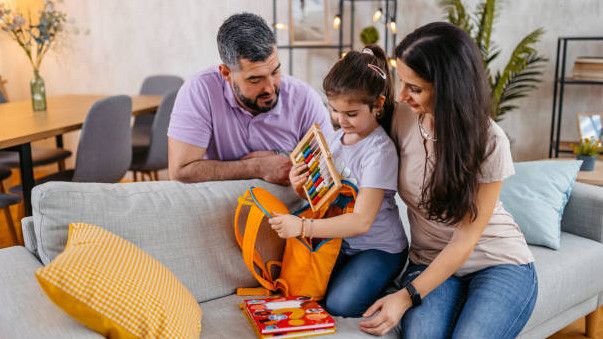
[0,94,162,216]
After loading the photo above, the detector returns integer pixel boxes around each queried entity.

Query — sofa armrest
[561,182,603,243]
[21,216,38,257]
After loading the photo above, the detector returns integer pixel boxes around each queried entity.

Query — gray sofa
[0,179,601,338]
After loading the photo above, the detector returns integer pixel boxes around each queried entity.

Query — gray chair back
[134,75,183,132]
[73,95,132,183]
[139,75,184,96]
[144,89,178,169]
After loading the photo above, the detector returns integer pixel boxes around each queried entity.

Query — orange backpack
[234,181,357,300]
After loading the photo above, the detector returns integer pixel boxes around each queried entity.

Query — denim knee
[324,291,363,317]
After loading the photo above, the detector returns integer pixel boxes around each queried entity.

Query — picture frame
[576,112,602,142]
[288,0,329,46]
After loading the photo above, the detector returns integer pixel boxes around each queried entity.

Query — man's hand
[247,153,291,186]
[359,289,412,336]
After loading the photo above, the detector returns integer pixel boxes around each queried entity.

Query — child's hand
[269,212,303,238]
[289,162,309,196]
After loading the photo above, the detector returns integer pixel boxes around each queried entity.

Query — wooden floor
[1,166,602,339]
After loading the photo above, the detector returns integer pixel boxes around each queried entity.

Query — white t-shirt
[328,126,408,254]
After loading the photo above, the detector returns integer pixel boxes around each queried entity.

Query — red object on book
[241,296,336,337]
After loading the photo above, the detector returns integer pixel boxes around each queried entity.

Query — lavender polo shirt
[167,67,334,161]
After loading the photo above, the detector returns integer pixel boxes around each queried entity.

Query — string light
[388,57,397,68]
[341,51,347,59]
[274,22,287,30]
[332,14,341,30]
[372,8,383,23]
[388,19,397,34]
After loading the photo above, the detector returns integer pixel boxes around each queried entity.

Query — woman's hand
[359,289,412,336]
[289,162,309,197]
[268,213,303,238]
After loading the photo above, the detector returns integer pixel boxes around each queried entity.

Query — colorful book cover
[241,296,336,336]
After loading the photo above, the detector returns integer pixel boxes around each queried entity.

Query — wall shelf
[272,0,398,76]
[549,36,603,157]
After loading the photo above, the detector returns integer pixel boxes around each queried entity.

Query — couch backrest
[30,180,300,303]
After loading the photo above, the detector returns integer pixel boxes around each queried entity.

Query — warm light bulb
[332,15,341,30]
[274,22,287,30]
[389,58,397,68]
[388,21,397,34]
[341,52,347,59]
[372,8,383,22]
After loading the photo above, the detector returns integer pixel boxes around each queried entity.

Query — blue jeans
[398,262,538,339]
[323,248,408,318]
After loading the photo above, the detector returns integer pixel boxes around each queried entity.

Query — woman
[359,22,537,338]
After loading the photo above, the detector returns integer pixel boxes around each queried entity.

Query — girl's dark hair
[395,22,492,225]
[322,44,395,132]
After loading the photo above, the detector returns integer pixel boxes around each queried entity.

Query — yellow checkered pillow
[35,223,202,338]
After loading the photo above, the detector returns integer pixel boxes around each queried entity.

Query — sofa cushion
[522,231,603,331]
[31,180,300,303]
[36,223,202,338]
[499,160,581,250]
[0,246,102,339]
[200,294,398,339]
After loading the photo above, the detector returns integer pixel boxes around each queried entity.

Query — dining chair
[130,89,177,181]
[10,95,132,187]
[132,75,183,154]
[0,166,21,244]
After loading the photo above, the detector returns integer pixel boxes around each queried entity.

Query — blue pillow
[499,160,582,250]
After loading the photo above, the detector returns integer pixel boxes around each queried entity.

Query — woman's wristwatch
[404,282,422,307]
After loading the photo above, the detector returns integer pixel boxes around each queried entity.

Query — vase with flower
[573,137,602,171]
[0,0,67,111]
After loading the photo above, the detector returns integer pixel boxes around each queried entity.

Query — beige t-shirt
[391,105,534,276]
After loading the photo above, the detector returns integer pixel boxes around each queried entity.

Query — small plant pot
[577,155,597,171]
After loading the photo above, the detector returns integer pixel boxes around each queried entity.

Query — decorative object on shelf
[573,56,603,80]
[573,137,602,171]
[289,0,329,46]
[360,26,380,45]
[441,0,547,122]
[576,112,602,143]
[0,0,67,111]
[549,37,603,158]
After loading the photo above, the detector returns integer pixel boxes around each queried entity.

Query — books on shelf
[241,296,336,339]
[573,56,603,80]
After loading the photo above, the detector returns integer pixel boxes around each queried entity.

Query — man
[168,13,334,185]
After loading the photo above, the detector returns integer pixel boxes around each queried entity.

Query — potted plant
[0,0,67,111]
[440,0,547,122]
[573,138,601,171]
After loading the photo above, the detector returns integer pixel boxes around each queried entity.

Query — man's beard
[233,82,280,114]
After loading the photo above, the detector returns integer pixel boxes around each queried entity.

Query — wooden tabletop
[0,94,161,149]
[576,159,603,186]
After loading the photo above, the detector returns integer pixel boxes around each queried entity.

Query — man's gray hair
[217,13,276,68]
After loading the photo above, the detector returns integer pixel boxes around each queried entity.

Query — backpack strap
[234,192,277,291]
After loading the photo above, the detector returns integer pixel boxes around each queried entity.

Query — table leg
[18,143,34,216]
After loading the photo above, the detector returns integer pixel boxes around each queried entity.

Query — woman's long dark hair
[395,22,492,225]
[323,44,395,132]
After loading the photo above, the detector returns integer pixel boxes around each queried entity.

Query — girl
[268,45,408,318]
[359,22,537,338]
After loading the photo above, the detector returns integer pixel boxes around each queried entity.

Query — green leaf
[439,0,473,34]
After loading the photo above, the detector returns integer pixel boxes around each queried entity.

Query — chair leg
[58,159,66,171]
[2,207,19,245]
[133,171,138,182]
[586,308,600,338]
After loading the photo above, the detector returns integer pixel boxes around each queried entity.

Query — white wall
[1,0,602,160]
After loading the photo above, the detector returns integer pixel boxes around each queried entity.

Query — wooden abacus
[290,124,342,212]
